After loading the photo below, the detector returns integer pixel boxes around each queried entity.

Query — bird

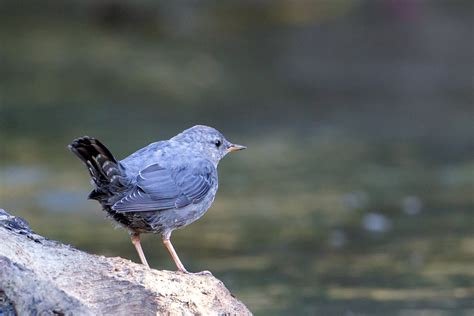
[68,125,246,273]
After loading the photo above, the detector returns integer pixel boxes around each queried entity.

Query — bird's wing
[112,159,215,212]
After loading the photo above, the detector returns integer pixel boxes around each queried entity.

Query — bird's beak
[227,144,247,153]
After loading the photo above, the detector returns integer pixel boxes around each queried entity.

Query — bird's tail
[68,136,126,201]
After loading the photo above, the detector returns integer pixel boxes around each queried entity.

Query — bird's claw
[180,270,212,276]
[194,270,212,276]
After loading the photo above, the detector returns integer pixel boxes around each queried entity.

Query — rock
[0,209,251,315]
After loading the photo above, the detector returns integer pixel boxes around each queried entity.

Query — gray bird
[68,125,246,273]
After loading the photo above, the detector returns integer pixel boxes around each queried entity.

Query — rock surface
[0,209,251,315]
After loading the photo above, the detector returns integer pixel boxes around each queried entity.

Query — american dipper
[69,125,246,272]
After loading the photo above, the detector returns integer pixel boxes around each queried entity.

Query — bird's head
[171,125,246,165]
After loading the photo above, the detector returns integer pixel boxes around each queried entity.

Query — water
[1,2,473,315]
[2,136,473,315]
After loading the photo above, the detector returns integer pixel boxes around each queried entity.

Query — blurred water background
[1,1,473,315]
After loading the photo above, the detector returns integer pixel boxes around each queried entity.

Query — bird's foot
[178,269,212,276]
[192,270,213,276]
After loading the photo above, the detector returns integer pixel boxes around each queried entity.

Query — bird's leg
[130,233,150,269]
[162,235,188,273]
[161,236,212,275]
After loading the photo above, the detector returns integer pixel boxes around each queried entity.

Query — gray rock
[0,209,251,315]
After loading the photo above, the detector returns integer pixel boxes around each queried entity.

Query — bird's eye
[214,140,222,147]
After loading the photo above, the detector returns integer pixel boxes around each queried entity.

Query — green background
[1,1,473,315]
